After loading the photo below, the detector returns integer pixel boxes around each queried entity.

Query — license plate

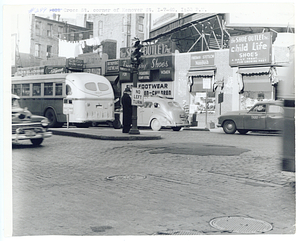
[25,130,36,137]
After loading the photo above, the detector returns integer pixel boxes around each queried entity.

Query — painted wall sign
[229,32,272,66]
[66,58,84,70]
[190,52,215,67]
[44,66,67,74]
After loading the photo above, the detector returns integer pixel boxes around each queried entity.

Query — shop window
[150,70,160,81]
[33,83,41,96]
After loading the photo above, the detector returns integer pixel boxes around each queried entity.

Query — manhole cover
[209,216,273,234]
[155,230,203,235]
[106,174,147,181]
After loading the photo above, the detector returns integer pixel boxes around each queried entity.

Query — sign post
[203,78,211,130]
[63,98,73,129]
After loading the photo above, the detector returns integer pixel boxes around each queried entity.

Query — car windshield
[12,98,20,108]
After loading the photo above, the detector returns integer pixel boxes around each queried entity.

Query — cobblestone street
[11,128,295,237]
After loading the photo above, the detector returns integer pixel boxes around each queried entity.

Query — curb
[51,130,162,141]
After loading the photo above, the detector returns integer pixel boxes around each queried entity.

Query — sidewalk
[50,126,222,141]
[50,126,162,141]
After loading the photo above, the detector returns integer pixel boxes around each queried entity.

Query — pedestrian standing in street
[121,87,132,133]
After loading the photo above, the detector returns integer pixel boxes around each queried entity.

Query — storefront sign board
[229,32,272,66]
[190,52,215,67]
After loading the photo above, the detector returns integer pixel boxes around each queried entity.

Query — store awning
[238,67,271,75]
[188,70,215,77]
[105,75,119,85]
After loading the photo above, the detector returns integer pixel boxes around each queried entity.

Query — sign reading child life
[131,87,144,106]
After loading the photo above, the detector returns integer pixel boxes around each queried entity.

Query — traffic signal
[131,38,143,67]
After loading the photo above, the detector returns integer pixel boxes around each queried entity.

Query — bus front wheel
[45,108,58,128]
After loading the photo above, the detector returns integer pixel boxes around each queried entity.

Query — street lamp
[129,37,143,135]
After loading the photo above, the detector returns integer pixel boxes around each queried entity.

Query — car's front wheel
[30,138,43,146]
[223,120,236,134]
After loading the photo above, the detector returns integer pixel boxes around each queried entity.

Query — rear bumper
[12,131,52,141]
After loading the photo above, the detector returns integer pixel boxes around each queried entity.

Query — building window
[35,21,41,36]
[58,26,64,39]
[98,21,103,36]
[47,24,53,37]
[35,44,41,57]
[138,16,144,32]
[70,30,75,41]
[79,33,83,40]
[47,45,52,59]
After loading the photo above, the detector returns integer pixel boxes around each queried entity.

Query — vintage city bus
[11,73,115,128]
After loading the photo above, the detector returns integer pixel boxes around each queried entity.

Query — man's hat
[124,87,131,92]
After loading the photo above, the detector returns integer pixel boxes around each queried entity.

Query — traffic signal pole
[129,65,140,134]
[129,38,142,135]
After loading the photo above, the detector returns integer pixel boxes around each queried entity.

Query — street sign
[63,99,74,114]
[131,87,144,106]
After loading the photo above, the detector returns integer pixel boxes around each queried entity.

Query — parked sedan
[137,95,190,131]
[217,100,283,134]
[12,94,52,145]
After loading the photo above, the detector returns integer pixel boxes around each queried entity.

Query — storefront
[105,41,177,100]
[229,32,276,110]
